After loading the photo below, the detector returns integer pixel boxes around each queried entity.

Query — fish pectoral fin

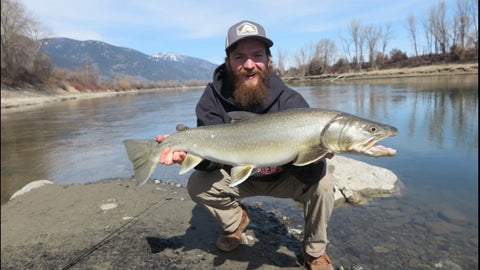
[292,147,330,166]
[179,154,203,174]
[229,165,255,187]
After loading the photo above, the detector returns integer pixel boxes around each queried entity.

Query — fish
[123,108,398,187]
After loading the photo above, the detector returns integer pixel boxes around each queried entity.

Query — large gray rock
[327,156,401,205]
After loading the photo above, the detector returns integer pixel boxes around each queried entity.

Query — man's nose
[243,58,255,69]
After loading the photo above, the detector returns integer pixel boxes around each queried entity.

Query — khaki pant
[186,167,335,257]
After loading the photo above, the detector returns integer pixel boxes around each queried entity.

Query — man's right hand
[156,135,187,165]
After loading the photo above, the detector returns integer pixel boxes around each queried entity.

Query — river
[1,74,478,268]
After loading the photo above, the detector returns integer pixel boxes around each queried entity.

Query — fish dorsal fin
[229,164,256,187]
[292,146,330,166]
[227,111,259,123]
[176,124,190,131]
[179,154,203,174]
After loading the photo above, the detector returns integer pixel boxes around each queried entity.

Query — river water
[1,74,478,269]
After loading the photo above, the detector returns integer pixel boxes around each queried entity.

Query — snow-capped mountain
[40,38,217,82]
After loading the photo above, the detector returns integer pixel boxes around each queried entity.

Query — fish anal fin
[229,165,255,187]
[292,147,330,166]
[179,154,203,174]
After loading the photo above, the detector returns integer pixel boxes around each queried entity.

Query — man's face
[226,38,271,108]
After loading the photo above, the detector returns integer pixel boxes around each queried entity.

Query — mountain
[39,38,218,82]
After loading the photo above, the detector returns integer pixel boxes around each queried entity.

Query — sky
[21,0,460,66]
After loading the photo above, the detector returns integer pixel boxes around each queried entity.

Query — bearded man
[156,20,335,270]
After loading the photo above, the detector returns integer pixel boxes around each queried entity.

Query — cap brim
[226,36,273,52]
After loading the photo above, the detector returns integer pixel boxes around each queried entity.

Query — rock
[328,156,400,205]
[425,221,463,234]
[9,180,54,200]
[373,245,389,253]
[434,259,463,270]
[99,199,118,211]
[438,208,470,225]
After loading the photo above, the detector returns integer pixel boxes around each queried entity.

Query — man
[156,20,335,270]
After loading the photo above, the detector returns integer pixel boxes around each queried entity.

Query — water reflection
[296,75,478,156]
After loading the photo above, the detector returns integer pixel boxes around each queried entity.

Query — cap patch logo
[236,22,258,36]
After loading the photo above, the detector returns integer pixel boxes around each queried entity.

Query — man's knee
[310,172,336,200]
[318,173,335,192]
[186,170,207,202]
[186,170,226,203]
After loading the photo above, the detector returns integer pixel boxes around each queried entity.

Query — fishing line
[61,198,170,270]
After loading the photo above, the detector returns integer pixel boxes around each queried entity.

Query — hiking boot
[216,205,250,252]
[302,252,334,270]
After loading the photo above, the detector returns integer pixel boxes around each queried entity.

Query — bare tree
[338,31,353,65]
[349,19,363,70]
[275,48,288,76]
[76,59,100,85]
[1,0,45,84]
[407,13,420,57]
[427,1,449,56]
[453,0,471,49]
[293,41,315,76]
[469,0,478,49]
[380,22,393,60]
[315,38,337,73]
[364,24,382,70]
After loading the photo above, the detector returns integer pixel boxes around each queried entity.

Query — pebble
[287,228,303,236]
[99,202,117,211]
[434,259,463,270]
[372,245,389,253]
[99,198,118,211]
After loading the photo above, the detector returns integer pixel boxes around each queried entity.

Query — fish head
[322,113,398,157]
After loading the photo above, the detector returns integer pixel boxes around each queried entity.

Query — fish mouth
[351,134,398,156]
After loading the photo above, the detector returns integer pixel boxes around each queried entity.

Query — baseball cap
[225,20,274,52]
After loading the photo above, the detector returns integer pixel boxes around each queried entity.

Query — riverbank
[2,175,467,270]
[0,178,312,269]
[2,63,477,110]
[0,86,155,110]
[284,62,478,83]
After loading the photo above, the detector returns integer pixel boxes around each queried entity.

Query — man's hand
[156,135,187,165]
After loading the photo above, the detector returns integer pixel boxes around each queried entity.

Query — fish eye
[369,125,378,132]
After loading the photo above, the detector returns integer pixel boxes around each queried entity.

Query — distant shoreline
[1,63,477,110]
[283,62,478,84]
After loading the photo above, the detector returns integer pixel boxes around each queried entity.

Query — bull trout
[123,108,398,187]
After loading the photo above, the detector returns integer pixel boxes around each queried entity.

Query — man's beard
[229,66,271,109]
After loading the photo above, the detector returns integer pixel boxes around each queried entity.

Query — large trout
[123,108,398,187]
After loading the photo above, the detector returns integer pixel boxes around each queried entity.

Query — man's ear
[225,57,231,71]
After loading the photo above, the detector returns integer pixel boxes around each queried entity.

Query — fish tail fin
[123,139,160,186]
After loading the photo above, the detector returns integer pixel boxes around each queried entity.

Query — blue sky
[22,0,459,66]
